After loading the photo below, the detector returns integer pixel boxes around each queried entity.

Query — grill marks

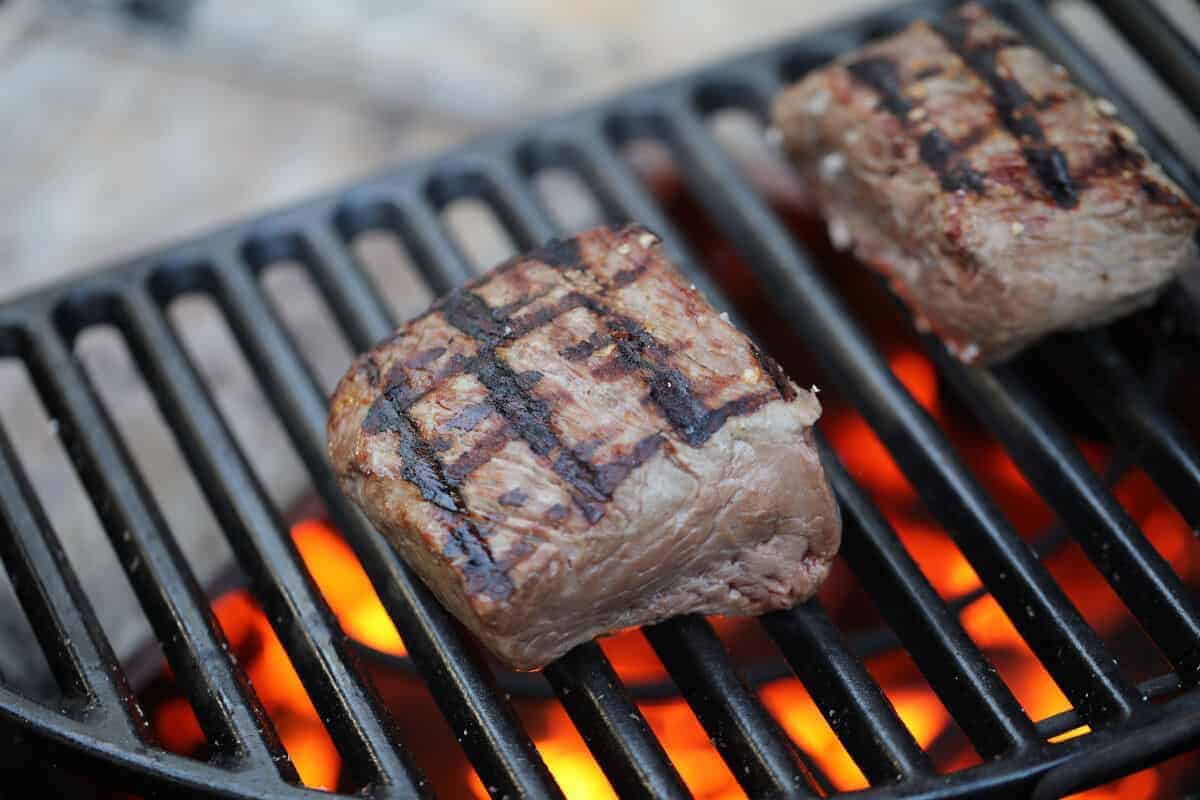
[363,388,464,514]
[362,386,514,599]
[361,228,791,581]
[933,12,1079,208]
[846,57,986,193]
[606,315,774,447]
[528,237,583,270]
[445,401,493,432]
[445,425,513,484]
[918,129,987,193]
[560,331,610,362]
[846,57,912,117]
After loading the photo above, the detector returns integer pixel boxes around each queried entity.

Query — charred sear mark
[572,439,602,461]
[561,332,611,362]
[1142,180,1187,208]
[613,266,647,287]
[441,514,513,599]
[436,290,508,341]
[414,252,776,525]
[472,356,564,459]
[445,401,493,432]
[919,130,986,193]
[492,287,554,320]
[846,57,913,116]
[363,355,381,387]
[511,292,606,339]
[1034,92,1065,111]
[1077,132,1152,192]
[529,237,583,269]
[516,370,543,389]
[846,57,986,193]
[363,387,464,514]
[438,353,472,380]
[934,11,1079,208]
[377,365,423,410]
[606,315,772,446]
[445,425,513,483]
[749,342,797,402]
[594,434,665,496]
[592,352,638,381]
[405,346,446,370]
[498,488,529,507]
[364,387,513,599]
[545,504,569,523]
[442,301,614,513]
[913,65,943,80]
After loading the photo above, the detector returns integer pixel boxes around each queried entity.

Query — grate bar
[544,644,692,800]
[324,177,690,799]
[478,158,562,248]
[817,436,1040,757]
[1087,0,1200,122]
[523,128,835,796]
[120,285,426,795]
[930,347,1200,682]
[653,91,1141,722]
[441,157,697,799]
[1044,333,1200,533]
[0,415,143,741]
[390,171,819,795]
[762,599,933,783]
[644,617,816,798]
[568,128,735,316]
[304,224,396,355]
[396,190,476,295]
[559,122,961,782]
[25,317,293,778]
[209,248,562,799]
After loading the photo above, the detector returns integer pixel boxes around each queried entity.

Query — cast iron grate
[1,0,1198,797]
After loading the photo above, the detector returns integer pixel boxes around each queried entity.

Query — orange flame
[142,351,1191,797]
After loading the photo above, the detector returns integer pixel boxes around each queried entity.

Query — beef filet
[772,3,1198,363]
[327,224,839,669]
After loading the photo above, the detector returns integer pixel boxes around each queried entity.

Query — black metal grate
[1,0,1199,797]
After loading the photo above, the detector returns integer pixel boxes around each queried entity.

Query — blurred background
[1,0,908,299]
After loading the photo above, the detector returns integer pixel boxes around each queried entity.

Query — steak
[327,224,840,669]
[772,2,1198,363]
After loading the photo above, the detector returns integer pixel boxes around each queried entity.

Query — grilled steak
[772,3,1198,363]
[327,224,839,669]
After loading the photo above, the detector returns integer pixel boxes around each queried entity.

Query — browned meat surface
[327,224,840,668]
[772,3,1198,363]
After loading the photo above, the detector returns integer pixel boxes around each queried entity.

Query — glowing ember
[141,346,1193,798]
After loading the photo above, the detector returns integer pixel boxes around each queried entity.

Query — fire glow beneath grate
[139,351,1195,797]
[132,109,1200,799]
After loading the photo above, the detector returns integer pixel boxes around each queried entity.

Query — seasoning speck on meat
[327,224,840,669]
[772,2,1198,363]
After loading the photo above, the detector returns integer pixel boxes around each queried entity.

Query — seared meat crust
[328,224,840,668]
[773,3,1197,363]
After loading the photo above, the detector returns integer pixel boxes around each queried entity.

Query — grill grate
[2,0,1200,797]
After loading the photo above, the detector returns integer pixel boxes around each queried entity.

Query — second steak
[772,2,1198,363]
